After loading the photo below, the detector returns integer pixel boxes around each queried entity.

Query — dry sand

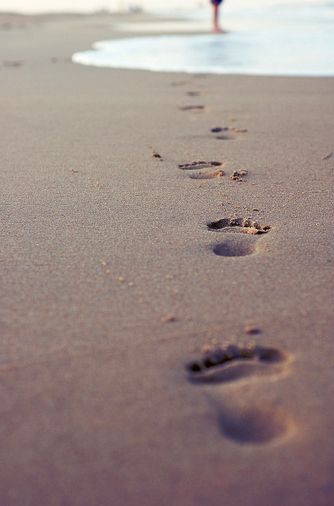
[0,11,333,506]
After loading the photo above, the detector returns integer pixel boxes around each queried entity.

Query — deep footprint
[217,402,293,444]
[178,160,222,171]
[187,344,288,384]
[208,217,271,235]
[187,345,293,445]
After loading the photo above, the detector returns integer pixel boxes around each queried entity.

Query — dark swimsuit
[211,0,223,5]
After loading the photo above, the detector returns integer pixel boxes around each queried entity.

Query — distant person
[211,0,224,33]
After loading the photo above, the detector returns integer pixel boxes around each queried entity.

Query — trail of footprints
[161,84,295,445]
[176,98,272,258]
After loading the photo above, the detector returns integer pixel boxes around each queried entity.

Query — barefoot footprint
[179,105,205,112]
[189,170,225,180]
[186,91,201,97]
[208,217,271,257]
[210,126,248,141]
[186,344,294,444]
[178,160,223,171]
[178,160,224,180]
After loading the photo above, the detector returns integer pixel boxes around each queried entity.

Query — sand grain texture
[0,12,333,506]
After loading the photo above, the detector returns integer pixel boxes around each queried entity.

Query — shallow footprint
[186,91,201,97]
[189,169,225,180]
[3,59,23,68]
[187,344,288,384]
[215,134,235,141]
[179,104,205,111]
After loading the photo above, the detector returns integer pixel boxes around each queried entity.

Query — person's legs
[211,0,223,32]
[213,4,219,31]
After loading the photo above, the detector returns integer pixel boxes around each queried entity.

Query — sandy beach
[0,11,333,506]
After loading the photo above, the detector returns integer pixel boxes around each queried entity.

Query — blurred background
[0,0,327,15]
[1,0,333,76]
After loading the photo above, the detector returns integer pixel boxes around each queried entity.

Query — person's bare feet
[212,25,226,33]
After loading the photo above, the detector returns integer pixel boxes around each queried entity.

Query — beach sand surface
[0,12,333,506]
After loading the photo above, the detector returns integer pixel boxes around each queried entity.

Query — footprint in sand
[208,217,271,257]
[211,127,235,141]
[186,91,201,97]
[186,344,294,444]
[210,126,248,141]
[3,60,23,68]
[178,160,224,180]
[189,169,225,180]
[179,105,206,112]
[178,160,222,170]
[179,162,248,182]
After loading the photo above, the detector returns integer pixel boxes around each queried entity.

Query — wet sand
[0,12,333,506]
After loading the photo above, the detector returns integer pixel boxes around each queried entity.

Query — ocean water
[70,0,334,76]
